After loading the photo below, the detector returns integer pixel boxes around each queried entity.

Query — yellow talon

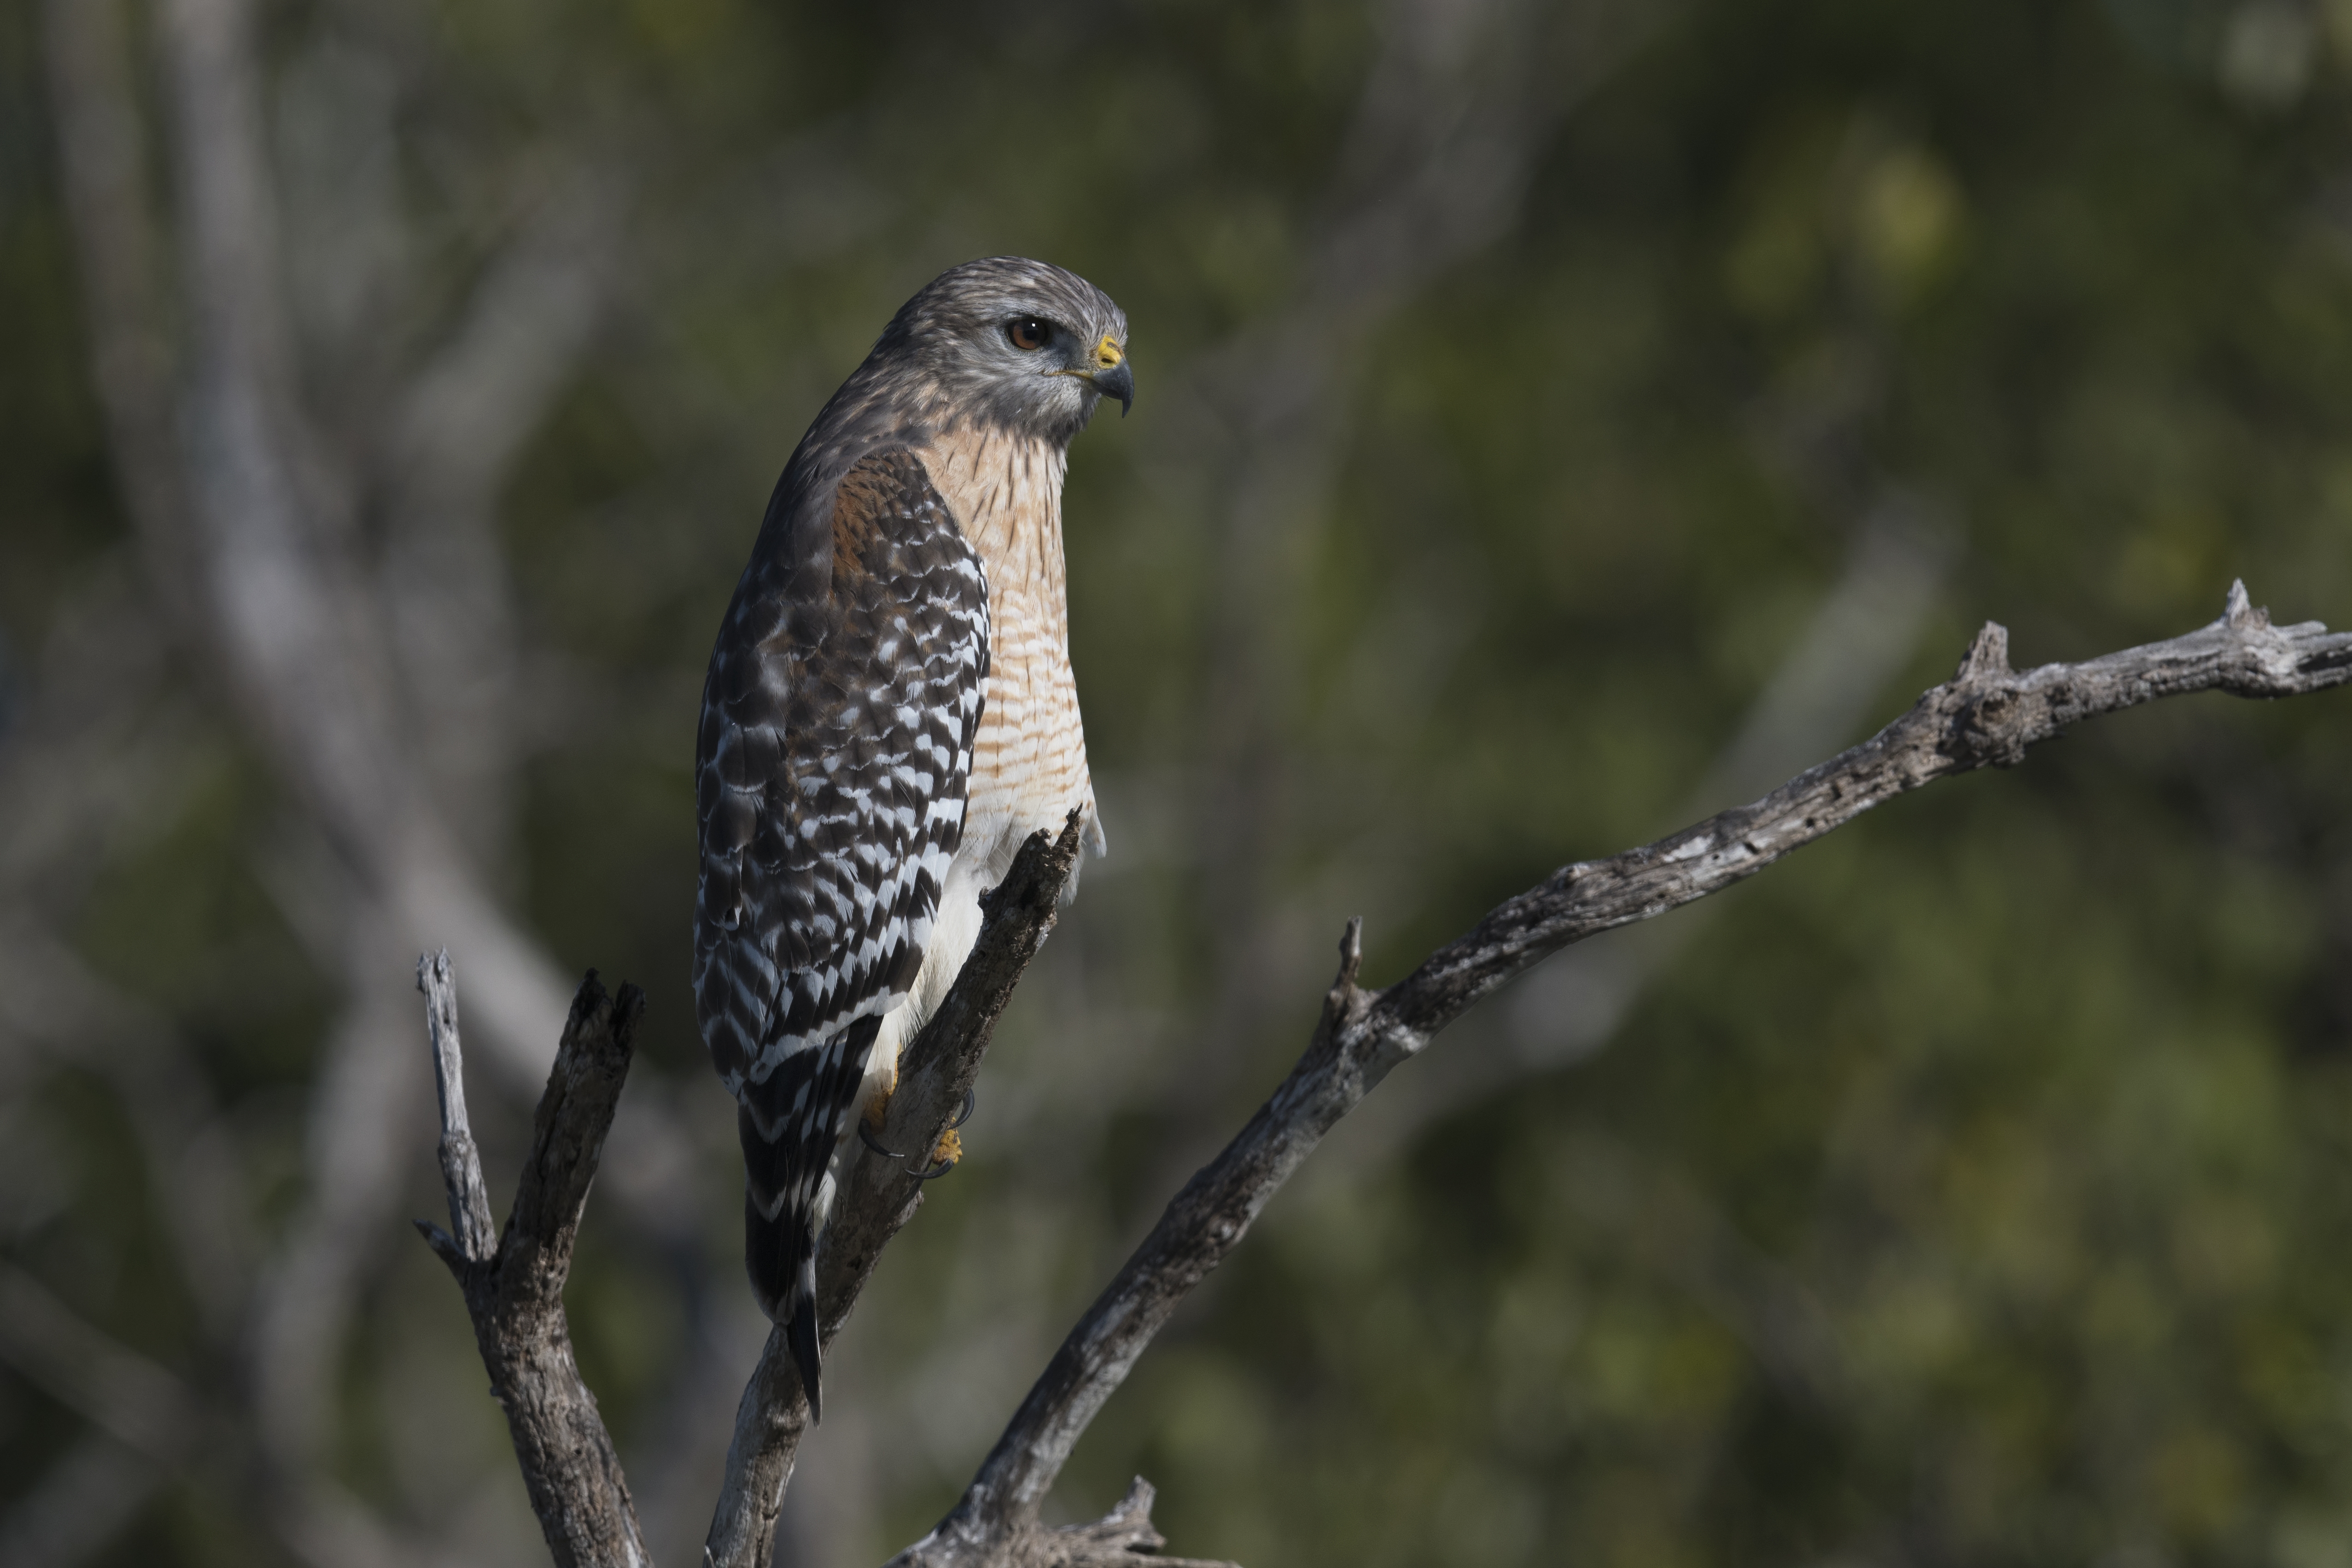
[929,1128,963,1168]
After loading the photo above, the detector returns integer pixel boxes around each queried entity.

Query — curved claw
[908,1125,963,1181]
[858,1120,905,1160]
[950,1087,976,1130]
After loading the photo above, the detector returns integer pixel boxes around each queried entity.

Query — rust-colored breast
[922,423,1096,863]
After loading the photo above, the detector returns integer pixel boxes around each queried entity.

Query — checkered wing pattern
[693,446,988,1351]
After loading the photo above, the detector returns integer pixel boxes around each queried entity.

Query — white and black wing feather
[692,445,987,1405]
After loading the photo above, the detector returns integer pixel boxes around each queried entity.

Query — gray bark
[422,583,2352,1568]
[886,582,2352,1566]
[700,814,1090,1568]
[415,956,651,1568]
[422,819,1102,1568]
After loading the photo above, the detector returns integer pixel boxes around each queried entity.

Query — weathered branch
[420,584,2349,1568]
[415,959,649,1568]
[1337,495,1954,1181]
[892,582,2352,1566]
[1172,0,1665,1119]
[421,952,498,1265]
[418,819,1087,1568]
[702,813,1089,1568]
[1382,582,2350,1040]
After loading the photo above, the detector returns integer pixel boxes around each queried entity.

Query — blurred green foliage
[11,0,2352,1564]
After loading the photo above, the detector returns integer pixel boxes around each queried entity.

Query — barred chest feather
[922,422,1103,875]
[850,419,1103,1086]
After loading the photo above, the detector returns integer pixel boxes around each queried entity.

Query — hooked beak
[1090,361,1134,417]
[1082,333,1133,417]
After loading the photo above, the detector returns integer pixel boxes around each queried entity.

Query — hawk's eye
[1006,318,1051,352]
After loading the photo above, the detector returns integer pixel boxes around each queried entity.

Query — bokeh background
[7,0,2352,1563]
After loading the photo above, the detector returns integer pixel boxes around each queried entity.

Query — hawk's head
[876,256,1132,443]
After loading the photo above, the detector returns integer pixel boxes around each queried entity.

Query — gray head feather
[870,256,1132,443]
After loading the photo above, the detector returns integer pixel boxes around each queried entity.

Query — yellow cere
[1094,334,1123,370]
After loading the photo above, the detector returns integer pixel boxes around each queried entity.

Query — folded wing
[692,446,988,1401]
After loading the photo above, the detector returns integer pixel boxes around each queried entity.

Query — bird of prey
[693,257,1129,1415]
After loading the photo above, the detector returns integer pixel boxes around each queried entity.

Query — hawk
[694,257,1130,1415]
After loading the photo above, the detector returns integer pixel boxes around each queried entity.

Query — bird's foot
[910,1128,963,1181]
[858,1062,904,1157]
[863,1082,972,1174]
[908,1089,975,1177]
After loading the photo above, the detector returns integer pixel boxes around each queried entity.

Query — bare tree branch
[419,960,652,1568]
[887,582,2352,1566]
[417,567,2345,1568]
[1378,583,2350,1037]
[420,818,1084,1568]
[934,1477,1238,1568]
[423,950,499,1264]
[772,13,1689,1536]
[1323,492,1958,1180]
[703,814,1089,1568]
[1160,0,1684,1156]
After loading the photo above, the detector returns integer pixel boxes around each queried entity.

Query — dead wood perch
[423,584,2352,1568]
[415,952,651,1568]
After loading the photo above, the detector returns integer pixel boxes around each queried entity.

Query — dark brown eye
[1006,317,1050,351]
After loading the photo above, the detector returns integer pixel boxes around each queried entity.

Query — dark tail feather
[742,1178,827,1419]
[736,1017,881,1423]
[789,1294,823,1422]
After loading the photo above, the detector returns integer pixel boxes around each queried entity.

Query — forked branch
[887,581,2352,1565]
[421,818,1092,1568]
[700,813,1091,1568]
[415,952,649,1568]
[426,585,2352,1568]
